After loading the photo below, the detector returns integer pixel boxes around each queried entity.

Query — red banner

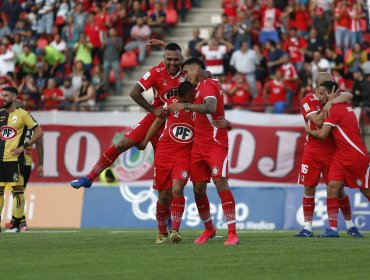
[28,111,307,185]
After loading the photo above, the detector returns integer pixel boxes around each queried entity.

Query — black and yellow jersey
[0,108,38,162]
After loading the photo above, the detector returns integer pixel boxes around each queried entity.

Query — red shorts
[298,150,334,186]
[153,155,190,191]
[190,143,229,182]
[328,153,370,189]
[124,113,164,149]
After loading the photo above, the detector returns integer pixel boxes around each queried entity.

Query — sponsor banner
[81,185,285,230]
[28,111,308,185]
[1,185,83,228]
[284,186,370,231]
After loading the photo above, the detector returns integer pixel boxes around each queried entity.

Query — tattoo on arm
[36,138,44,165]
[184,98,217,114]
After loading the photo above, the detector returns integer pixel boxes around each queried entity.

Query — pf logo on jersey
[160,88,178,102]
[169,123,194,143]
[1,126,17,140]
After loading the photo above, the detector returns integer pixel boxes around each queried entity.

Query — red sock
[219,189,236,234]
[327,197,339,228]
[171,196,185,231]
[156,201,170,235]
[88,145,122,181]
[195,195,214,230]
[339,195,352,221]
[303,196,315,222]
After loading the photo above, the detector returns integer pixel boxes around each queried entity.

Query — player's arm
[307,111,325,128]
[146,38,167,48]
[136,117,165,150]
[323,91,353,113]
[36,137,44,177]
[305,123,332,139]
[11,126,44,156]
[212,117,233,130]
[129,83,164,117]
[168,97,217,114]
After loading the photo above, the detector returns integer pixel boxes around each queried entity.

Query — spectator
[18,74,40,110]
[187,28,203,58]
[50,33,67,54]
[35,61,49,93]
[73,34,93,71]
[91,64,106,101]
[18,44,37,79]
[84,14,105,65]
[283,27,307,73]
[345,42,367,73]
[233,10,252,49]
[305,27,324,61]
[325,46,344,76]
[218,73,233,108]
[55,0,71,32]
[278,53,299,106]
[229,73,251,109]
[334,0,350,54]
[110,2,130,42]
[352,69,370,106]
[220,13,234,43]
[71,76,95,111]
[127,0,147,30]
[147,2,166,40]
[312,7,332,46]
[311,50,330,87]
[1,0,22,30]
[59,77,74,110]
[37,45,66,78]
[42,78,64,110]
[62,15,82,69]
[0,19,11,40]
[70,60,88,93]
[103,28,122,96]
[361,53,370,76]
[124,16,151,63]
[263,70,287,114]
[13,19,28,37]
[0,43,15,76]
[265,39,284,75]
[11,33,23,61]
[93,3,110,29]
[23,29,37,51]
[259,0,283,44]
[71,3,88,31]
[229,40,259,97]
[36,0,56,38]
[294,2,311,38]
[173,0,189,22]
[348,1,366,48]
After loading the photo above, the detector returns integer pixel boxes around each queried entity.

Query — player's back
[156,97,194,156]
[325,103,368,159]
[138,61,186,107]
[300,94,335,153]
[193,78,228,148]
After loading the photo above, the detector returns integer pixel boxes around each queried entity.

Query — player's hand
[136,141,147,150]
[213,117,229,129]
[323,101,332,117]
[153,107,166,119]
[11,146,25,156]
[168,102,185,113]
[146,38,166,48]
[304,125,312,135]
[37,165,44,177]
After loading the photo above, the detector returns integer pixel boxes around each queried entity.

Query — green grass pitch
[1,229,370,280]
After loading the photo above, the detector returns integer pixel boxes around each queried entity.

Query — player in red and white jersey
[168,57,239,246]
[296,73,358,237]
[306,81,370,237]
[71,43,185,189]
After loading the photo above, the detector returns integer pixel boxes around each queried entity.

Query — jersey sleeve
[301,98,318,119]
[324,105,341,127]
[138,66,158,91]
[200,82,218,103]
[23,111,39,130]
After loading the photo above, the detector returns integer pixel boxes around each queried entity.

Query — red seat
[120,51,138,68]
[166,9,178,25]
[37,38,49,49]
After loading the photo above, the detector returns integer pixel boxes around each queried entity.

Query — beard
[2,100,12,109]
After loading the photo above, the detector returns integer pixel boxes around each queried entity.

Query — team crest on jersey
[13,172,18,182]
[12,115,17,123]
[356,179,363,187]
[0,126,17,140]
[181,170,188,179]
[169,123,194,143]
[160,88,178,102]
[179,76,186,83]
[143,71,151,81]
[212,166,219,176]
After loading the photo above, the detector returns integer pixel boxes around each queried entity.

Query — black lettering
[175,127,184,137]
[182,128,190,139]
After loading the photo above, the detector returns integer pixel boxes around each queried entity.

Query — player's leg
[169,179,186,243]
[0,186,4,232]
[5,185,25,233]
[295,186,316,237]
[338,188,362,237]
[71,114,157,189]
[156,189,171,244]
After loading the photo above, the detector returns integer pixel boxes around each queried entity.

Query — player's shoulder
[16,108,30,116]
[150,61,166,73]
[301,94,318,104]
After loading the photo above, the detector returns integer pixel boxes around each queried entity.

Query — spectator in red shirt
[42,78,64,110]
[84,14,105,65]
[334,0,350,54]
[218,74,234,109]
[283,27,307,73]
[294,2,311,38]
[278,53,298,105]
[263,69,287,114]
[230,73,251,109]
[259,0,283,44]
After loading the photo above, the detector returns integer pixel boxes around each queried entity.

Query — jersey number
[301,164,308,174]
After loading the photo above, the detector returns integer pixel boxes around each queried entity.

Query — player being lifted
[168,58,239,246]
[305,81,370,237]
[296,73,361,237]
[0,86,43,232]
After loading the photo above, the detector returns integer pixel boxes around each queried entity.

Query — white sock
[304,222,313,232]
[345,220,354,229]
[329,227,337,231]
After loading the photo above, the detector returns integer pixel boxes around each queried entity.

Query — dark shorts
[0,161,25,188]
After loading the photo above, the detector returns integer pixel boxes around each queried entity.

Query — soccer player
[0,86,43,232]
[168,58,239,246]
[305,81,370,237]
[70,43,185,189]
[5,130,44,232]
[296,73,361,237]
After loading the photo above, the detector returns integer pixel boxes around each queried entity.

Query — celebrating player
[296,73,361,237]
[305,81,370,237]
[70,43,185,189]
[168,58,239,246]
[0,86,43,232]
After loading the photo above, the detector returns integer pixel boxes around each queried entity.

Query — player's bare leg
[169,180,186,243]
[338,188,363,237]
[319,181,342,237]
[295,186,315,237]
[193,181,216,244]
[70,137,137,189]
[156,189,171,243]
[213,178,239,245]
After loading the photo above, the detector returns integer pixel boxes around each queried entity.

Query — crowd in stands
[0,0,197,111]
[188,0,370,114]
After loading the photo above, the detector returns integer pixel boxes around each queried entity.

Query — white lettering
[354,193,368,208]
[228,129,256,174]
[44,131,61,177]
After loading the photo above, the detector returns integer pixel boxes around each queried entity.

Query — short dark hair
[2,86,18,95]
[320,81,339,93]
[182,57,204,69]
[178,81,194,98]
[165,43,182,52]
